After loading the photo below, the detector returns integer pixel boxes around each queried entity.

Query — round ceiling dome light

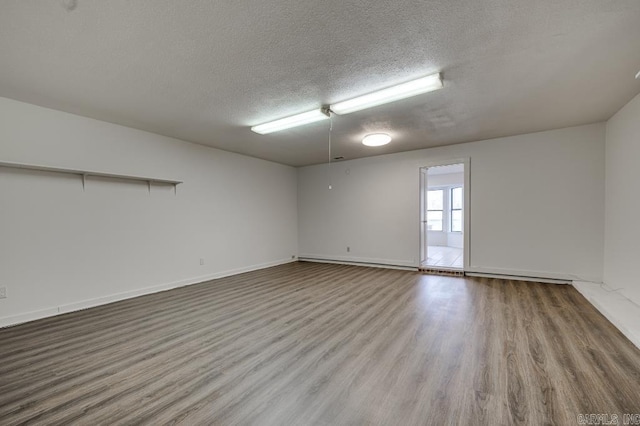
[362,133,391,147]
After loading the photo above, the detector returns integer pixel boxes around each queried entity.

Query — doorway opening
[420,161,469,271]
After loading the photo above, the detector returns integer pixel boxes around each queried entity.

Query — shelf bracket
[82,174,87,191]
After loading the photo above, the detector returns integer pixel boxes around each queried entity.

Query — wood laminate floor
[1,262,640,425]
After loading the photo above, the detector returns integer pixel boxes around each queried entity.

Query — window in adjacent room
[450,186,463,232]
[427,189,444,231]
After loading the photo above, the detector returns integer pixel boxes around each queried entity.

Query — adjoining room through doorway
[420,163,465,270]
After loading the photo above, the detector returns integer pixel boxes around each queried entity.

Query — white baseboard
[0,257,296,329]
[299,257,583,282]
[465,272,571,284]
[0,307,61,329]
[573,281,640,350]
[298,254,416,269]
[465,266,583,284]
[300,258,417,271]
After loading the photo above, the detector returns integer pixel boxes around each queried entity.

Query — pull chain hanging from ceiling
[327,111,333,190]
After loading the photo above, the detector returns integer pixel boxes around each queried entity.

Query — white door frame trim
[419,158,471,270]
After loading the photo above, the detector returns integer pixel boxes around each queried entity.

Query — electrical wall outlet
[347,246,350,252]
[200,258,205,266]
[0,287,6,299]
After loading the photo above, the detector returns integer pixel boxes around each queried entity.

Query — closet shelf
[0,161,182,190]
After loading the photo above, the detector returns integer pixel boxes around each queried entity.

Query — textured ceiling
[1,0,639,166]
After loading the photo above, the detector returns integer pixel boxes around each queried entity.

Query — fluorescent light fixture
[362,133,391,147]
[331,73,443,115]
[251,109,329,134]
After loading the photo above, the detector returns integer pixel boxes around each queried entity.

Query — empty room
[2,1,640,425]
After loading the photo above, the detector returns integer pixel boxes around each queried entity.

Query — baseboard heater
[299,258,571,284]
[464,271,571,284]
[419,267,464,277]
[298,257,416,271]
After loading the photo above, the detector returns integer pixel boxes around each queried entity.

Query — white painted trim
[465,265,597,282]
[0,257,296,328]
[465,272,570,284]
[573,281,640,350]
[462,158,471,271]
[0,307,61,328]
[299,254,415,268]
[419,158,471,271]
[419,167,428,264]
[298,256,417,271]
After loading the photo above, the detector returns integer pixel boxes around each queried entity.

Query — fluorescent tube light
[251,109,329,134]
[331,73,443,115]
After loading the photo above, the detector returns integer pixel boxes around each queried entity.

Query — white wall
[298,124,605,281]
[573,93,640,349]
[0,97,298,326]
[427,231,448,247]
[427,172,464,187]
[604,92,640,306]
